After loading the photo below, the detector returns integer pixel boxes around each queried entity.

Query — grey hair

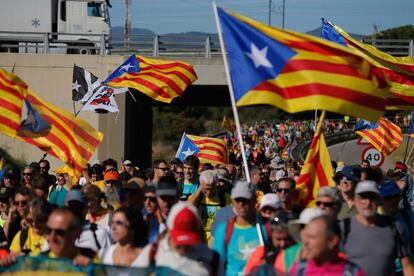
[317,186,340,201]
[199,170,216,185]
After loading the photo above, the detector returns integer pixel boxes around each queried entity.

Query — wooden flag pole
[404,135,411,163]
[213,1,250,182]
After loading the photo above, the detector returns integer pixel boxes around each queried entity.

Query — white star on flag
[72,80,81,92]
[245,43,273,68]
[120,63,134,72]
[182,147,196,158]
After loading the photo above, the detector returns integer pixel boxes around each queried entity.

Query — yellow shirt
[195,193,232,243]
[10,227,46,256]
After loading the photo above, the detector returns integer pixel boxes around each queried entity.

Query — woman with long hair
[100,206,147,267]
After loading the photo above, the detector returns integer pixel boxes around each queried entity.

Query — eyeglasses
[45,226,74,237]
[124,164,132,167]
[144,196,157,202]
[174,171,184,176]
[277,188,291,194]
[156,167,169,172]
[316,201,336,208]
[14,200,27,206]
[261,206,277,213]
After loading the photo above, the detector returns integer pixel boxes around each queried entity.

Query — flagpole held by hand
[213,1,251,182]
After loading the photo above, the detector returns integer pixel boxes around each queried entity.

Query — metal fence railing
[0,31,109,55]
[1,31,413,58]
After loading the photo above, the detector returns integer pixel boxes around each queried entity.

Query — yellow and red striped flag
[105,54,197,103]
[216,7,392,121]
[175,133,228,166]
[322,20,414,107]
[0,68,104,179]
[294,111,336,207]
[355,118,402,157]
[221,116,236,133]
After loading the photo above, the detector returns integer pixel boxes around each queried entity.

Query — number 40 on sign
[361,147,384,167]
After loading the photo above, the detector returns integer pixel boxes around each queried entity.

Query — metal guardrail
[1,31,413,58]
[0,31,109,55]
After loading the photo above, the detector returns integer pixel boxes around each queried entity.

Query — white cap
[259,193,281,210]
[355,180,379,195]
[288,208,325,242]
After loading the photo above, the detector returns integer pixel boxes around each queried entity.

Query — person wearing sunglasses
[258,193,281,224]
[100,207,147,267]
[22,166,34,189]
[4,187,32,243]
[9,198,51,256]
[147,159,169,187]
[337,165,361,220]
[173,164,184,184]
[315,187,340,218]
[142,185,163,244]
[277,178,302,220]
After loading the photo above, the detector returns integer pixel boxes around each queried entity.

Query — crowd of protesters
[0,150,412,275]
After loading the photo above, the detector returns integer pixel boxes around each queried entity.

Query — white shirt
[75,222,112,252]
[100,244,143,267]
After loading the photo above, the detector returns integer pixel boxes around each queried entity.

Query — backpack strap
[19,227,30,254]
[225,216,237,248]
[89,223,101,250]
[342,218,351,246]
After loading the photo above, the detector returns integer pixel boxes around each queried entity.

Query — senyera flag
[216,7,394,121]
[176,133,228,166]
[294,111,336,207]
[321,19,414,107]
[0,68,103,179]
[104,54,198,103]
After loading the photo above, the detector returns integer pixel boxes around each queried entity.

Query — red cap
[104,170,120,181]
[394,162,407,173]
[167,202,201,246]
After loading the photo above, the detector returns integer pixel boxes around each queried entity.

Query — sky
[108,0,414,35]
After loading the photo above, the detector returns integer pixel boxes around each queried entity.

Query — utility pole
[268,0,272,26]
[125,0,131,48]
[282,0,285,29]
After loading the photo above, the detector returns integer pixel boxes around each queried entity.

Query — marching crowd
[0,152,413,275]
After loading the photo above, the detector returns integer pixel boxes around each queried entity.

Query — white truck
[0,0,111,54]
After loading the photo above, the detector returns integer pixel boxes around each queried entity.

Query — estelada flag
[321,19,414,108]
[216,7,393,121]
[104,54,197,103]
[294,111,336,207]
[0,68,103,179]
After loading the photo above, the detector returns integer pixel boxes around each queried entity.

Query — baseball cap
[259,193,281,210]
[380,180,400,197]
[355,180,380,195]
[4,167,20,179]
[104,170,120,182]
[167,202,201,246]
[394,162,407,173]
[156,179,178,197]
[123,160,133,166]
[289,208,325,242]
[64,190,86,205]
[340,165,361,183]
[231,181,256,200]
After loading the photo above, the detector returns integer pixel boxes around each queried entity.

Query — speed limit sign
[361,147,384,167]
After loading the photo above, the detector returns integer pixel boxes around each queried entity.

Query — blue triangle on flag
[355,119,378,131]
[104,54,140,83]
[19,99,51,133]
[175,134,200,161]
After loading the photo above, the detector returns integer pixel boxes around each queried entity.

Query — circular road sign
[361,147,384,167]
